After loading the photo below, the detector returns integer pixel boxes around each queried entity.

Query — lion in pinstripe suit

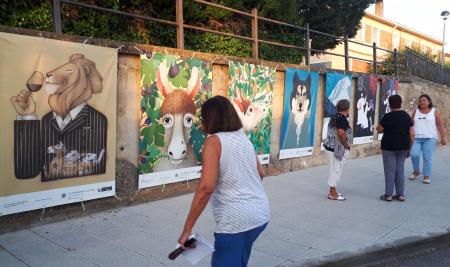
[11,54,107,181]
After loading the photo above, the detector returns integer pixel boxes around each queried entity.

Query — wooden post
[393,48,398,76]
[52,0,62,34]
[251,8,258,59]
[305,23,310,66]
[176,0,184,49]
[373,42,377,74]
[344,34,349,72]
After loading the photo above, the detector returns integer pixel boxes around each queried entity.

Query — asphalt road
[369,242,450,267]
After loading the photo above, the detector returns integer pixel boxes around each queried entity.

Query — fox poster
[280,68,318,159]
[228,61,275,164]
[0,32,117,216]
[138,52,212,189]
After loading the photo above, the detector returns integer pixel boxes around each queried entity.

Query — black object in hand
[168,238,197,260]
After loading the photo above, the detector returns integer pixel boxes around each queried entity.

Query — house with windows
[311,0,444,73]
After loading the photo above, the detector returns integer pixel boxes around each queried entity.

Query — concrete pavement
[1,147,450,267]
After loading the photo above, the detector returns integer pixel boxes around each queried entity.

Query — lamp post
[441,10,449,67]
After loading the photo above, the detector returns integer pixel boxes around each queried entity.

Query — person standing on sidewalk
[177,96,269,267]
[409,94,447,184]
[377,95,414,201]
[323,99,352,201]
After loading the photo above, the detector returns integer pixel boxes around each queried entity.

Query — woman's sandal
[393,195,406,201]
[409,172,421,180]
[328,194,346,201]
[380,195,392,201]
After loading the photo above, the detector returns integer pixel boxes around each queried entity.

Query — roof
[364,12,443,45]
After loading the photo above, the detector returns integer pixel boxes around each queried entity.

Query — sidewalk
[1,147,450,267]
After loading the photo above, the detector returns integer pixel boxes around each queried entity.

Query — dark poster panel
[354,75,377,144]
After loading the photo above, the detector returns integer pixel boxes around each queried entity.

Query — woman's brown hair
[200,96,242,134]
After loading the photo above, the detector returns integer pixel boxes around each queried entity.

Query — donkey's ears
[156,63,173,97]
[188,67,201,99]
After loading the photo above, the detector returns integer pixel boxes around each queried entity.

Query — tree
[0,0,374,64]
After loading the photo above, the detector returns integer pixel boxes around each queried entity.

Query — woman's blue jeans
[411,138,438,177]
[211,222,267,267]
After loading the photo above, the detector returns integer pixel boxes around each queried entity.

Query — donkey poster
[280,69,318,159]
[321,73,353,149]
[353,75,377,145]
[228,61,275,164]
[139,52,212,189]
[0,32,117,216]
[378,78,398,140]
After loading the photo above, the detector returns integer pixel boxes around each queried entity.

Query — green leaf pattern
[228,61,275,154]
[139,53,212,174]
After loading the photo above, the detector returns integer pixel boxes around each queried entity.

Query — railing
[51,0,403,75]
[405,48,450,87]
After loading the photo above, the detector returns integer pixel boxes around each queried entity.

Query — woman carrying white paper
[178,96,269,267]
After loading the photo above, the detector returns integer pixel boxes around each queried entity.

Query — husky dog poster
[228,61,275,164]
[321,73,353,149]
[280,69,318,159]
[138,53,212,189]
[378,78,398,140]
[353,75,377,145]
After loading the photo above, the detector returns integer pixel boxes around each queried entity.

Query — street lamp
[441,10,449,67]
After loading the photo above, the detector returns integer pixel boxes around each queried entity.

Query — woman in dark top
[323,99,352,201]
[376,95,414,201]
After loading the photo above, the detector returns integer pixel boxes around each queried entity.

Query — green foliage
[139,53,211,174]
[1,0,371,64]
[377,47,450,76]
[228,61,275,154]
[0,1,53,31]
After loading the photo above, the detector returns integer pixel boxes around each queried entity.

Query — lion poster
[279,68,318,159]
[228,61,275,164]
[138,52,212,189]
[0,32,117,216]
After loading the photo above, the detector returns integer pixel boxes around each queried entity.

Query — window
[357,25,365,42]
[393,34,400,50]
[372,27,380,45]
[406,39,412,48]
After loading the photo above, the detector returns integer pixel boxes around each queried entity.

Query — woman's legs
[212,232,244,267]
[326,150,347,199]
[410,139,423,175]
[241,223,267,267]
[382,150,396,197]
[394,151,408,197]
[421,138,438,178]
[212,223,267,267]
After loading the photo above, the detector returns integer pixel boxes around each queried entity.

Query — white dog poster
[280,68,318,159]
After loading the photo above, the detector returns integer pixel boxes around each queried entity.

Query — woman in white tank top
[409,94,447,184]
[178,96,269,267]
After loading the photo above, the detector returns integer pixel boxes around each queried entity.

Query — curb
[300,230,450,267]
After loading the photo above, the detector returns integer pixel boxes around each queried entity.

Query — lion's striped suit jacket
[14,105,107,181]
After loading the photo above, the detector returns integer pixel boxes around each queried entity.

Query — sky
[366,0,450,52]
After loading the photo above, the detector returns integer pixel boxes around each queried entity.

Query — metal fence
[405,48,450,87]
[51,0,403,74]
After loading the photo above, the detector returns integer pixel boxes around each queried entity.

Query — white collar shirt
[53,102,87,130]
